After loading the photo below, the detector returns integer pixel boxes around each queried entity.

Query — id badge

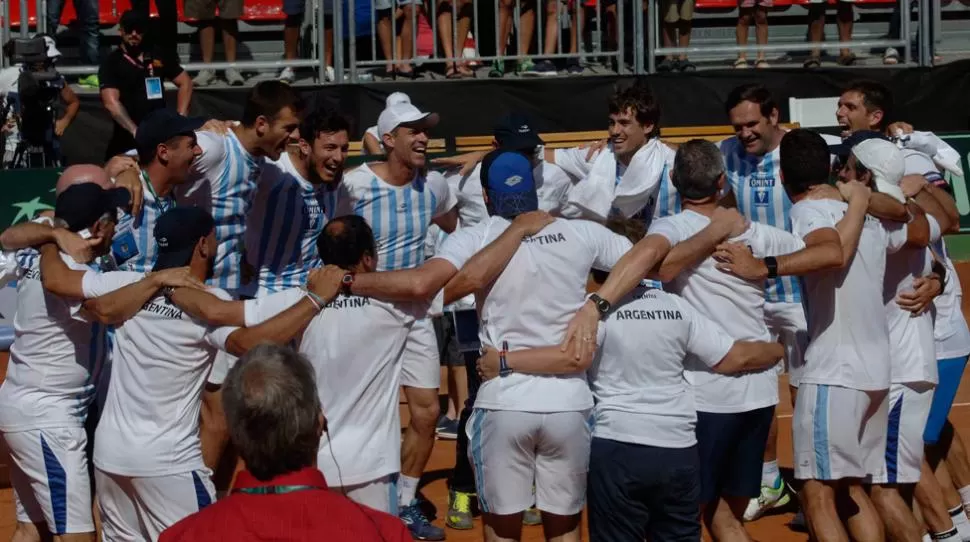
[145,77,163,100]
[111,229,140,265]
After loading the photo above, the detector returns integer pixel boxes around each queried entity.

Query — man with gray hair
[644,139,805,541]
[159,344,412,542]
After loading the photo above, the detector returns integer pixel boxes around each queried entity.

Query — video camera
[10,37,64,149]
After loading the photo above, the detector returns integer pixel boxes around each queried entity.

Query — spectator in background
[531,0,581,76]
[189,0,247,86]
[658,0,696,72]
[437,0,475,78]
[130,0,179,63]
[805,0,855,67]
[46,0,101,88]
[735,0,769,68]
[489,0,536,77]
[280,0,335,83]
[159,344,413,542]
[98,10,193,160]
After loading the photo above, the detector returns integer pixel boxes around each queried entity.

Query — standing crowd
[1,76,970,542]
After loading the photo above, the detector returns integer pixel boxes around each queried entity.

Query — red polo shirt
[159,467,412,541]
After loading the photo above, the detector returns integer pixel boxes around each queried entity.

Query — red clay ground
[1,263,970,540]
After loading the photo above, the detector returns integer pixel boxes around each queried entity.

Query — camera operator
[1,36,80,168]
[98,10,193,160]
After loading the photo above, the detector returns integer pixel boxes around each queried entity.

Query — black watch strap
[764,256,779,279]
[589,293,611,316]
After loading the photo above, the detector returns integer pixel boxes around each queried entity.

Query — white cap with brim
[852,138,906,203]
[377,103,440,138]
[385,92,411,108]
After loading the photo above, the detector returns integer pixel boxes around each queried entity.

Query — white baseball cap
[42,35,62,59]
[377,103,439,138]
[851,138,906,203]
[385,92,411,107]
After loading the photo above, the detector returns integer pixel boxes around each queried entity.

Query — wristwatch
[588,293,611,317]
[499,341,512,377]
[763,256,779,279]
[341,272,355,296]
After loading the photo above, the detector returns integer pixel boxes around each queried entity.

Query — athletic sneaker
[446,490,474,530]
[743,477,791,521]
[77,74,99,88]
[279,67,296,84]
[193,69,217,87]
[523,506,542,525]
[225,67,246,86]
[400,500,446,540]
[436,417,458,440]
[517,59,538,76]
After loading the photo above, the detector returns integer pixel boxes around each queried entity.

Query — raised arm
[168,288,245,327]
[351,260,459,303]
[1,222,98,262]
[650,208,747,283]
[83,268,205,325]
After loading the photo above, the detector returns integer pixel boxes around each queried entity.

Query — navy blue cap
[54,183,130,232]
[828,130,891,158]
[493,112,544,151]
[152,207,215,271]
[481,150,538,219]
[135,109,205,161]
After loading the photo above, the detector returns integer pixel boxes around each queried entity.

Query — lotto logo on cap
[481,150,539,219]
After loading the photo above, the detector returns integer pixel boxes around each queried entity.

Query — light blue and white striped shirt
[334,164,457,272]
[246,152,334,296]
[112,171,176,273]
[177,130,263,292]
[718,137,801,304]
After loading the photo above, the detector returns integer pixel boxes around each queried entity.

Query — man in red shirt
[159,343,412,542]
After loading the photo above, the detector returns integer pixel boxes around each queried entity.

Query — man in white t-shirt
[38,206,343,541]
[538,218,783,542]
[0,182,134,542]
[240,215,413,515]
[429,151,632,542]
[331,101,458,539]
[646,139,806,539]
[712,129,907,542]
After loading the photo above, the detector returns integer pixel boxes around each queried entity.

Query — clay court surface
[0,263,969,540]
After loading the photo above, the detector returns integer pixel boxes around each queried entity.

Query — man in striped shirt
[333,100,457,540]
[244,108,350,296]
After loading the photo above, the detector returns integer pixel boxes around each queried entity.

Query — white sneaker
[279,67,296,83]
[193,69,217,87]
[225,68,245,86]
[325,66,335,82]
[743,478,791,521]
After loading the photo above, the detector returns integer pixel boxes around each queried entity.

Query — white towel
[564,138,668,221]
[896,130,964,178]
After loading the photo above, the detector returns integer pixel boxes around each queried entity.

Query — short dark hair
[844,80,893,129]
[725,84,778,119]
[222,344,322,482]
[590,217,646,284]
[138,134,190,166]
[318,215,376,270]
[671,139,725,200]
[299,108,352,144]
[608,83,660,136]
[780,129,832,196]
[241,81,305,127]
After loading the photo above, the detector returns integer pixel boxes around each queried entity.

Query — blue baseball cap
[481,150,538,219]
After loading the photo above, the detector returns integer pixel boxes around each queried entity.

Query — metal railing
[0,0,939,78]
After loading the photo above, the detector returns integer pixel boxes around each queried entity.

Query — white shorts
[96,468,215,541]
[466,409,592,516]
[764,301,808,385]
[400,317,440,389]
[872,382,934,485]
[206,350,236,386]
[3,427,94,534]
[336,473,399,515]
[793,384,889,481]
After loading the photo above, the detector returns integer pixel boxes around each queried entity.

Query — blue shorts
[924,356,970,445]
[696,406,774,503]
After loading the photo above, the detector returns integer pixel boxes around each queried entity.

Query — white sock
[399,475,420,505]
[926,533,935,542]
[948,506,970,541]
[932,527,961,540]
[960,486,970,509]
[761,460,780,487]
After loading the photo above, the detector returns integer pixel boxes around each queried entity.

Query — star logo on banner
[10,197,53,226]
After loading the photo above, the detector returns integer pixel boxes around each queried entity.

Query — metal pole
[494,0,501,68]
[1,0,9,68]
[633,0,643,74]
[19,0,29,37]
[317,0,327,81]
[918,0,931,66]
[410,0,417,73]
[349,0,357,82]
[653,39,909,57]
[901,0,910,66]
[644,0,654,73]
[514,0,520,64]
[36,0,45,35]
[369,0,376,64]
[472,0,480,66]
[334,0,345,82]
[616,0,624,72]
[536,0,543,65]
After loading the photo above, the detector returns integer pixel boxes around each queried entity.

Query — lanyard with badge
[142,170,175,214]
[124,50,163,102]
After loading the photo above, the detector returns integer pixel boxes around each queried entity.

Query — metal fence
[0,0,941,78]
